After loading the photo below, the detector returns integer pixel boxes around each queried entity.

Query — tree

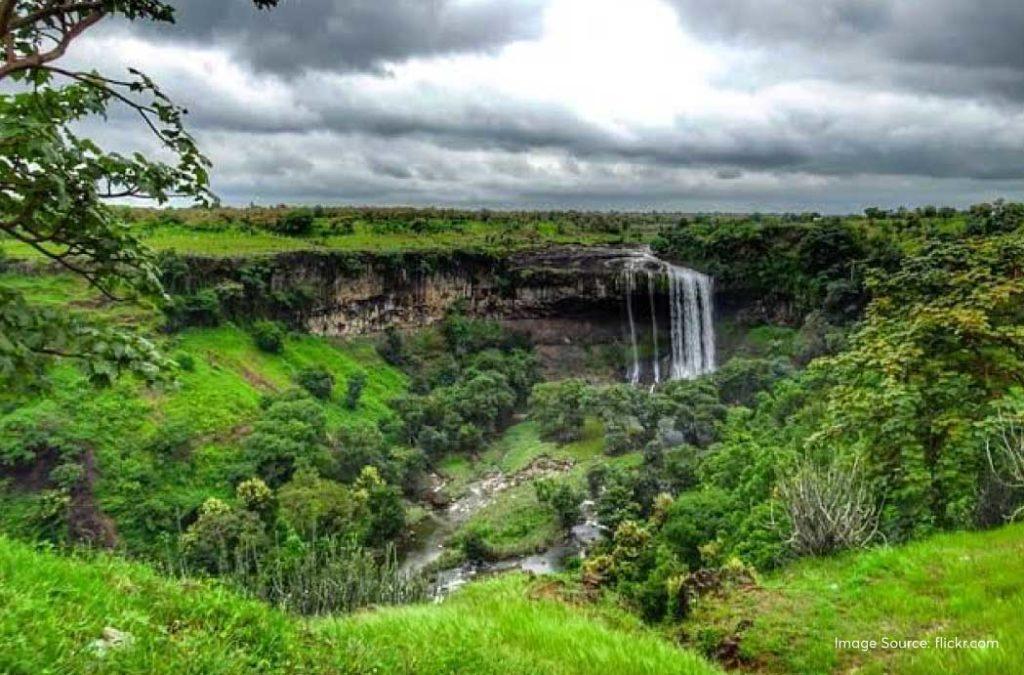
[0,0,278,385]
[345,371,368,409]
[272,208,315,236]
[529,379,591,442]
[296,365,334,400]
[251,320,285,354]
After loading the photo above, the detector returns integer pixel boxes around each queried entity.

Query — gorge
[164,245,720,384]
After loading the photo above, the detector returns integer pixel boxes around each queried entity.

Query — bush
[331,421,387,483]
[236,538,427,615]
[244,391,329,486]
[174,352,196,372]
[712,357,792,407]
[163,289,222,330]
[236,477,276,524]
[277,468,359,538]
[296,366,334,400]
[778,457,880,556]
[376,326,405,366]
[345,371,368,409]
[660,488,735,568]
[251,320,285,354]
[272,208,315,236]
[458,525,493,563]
[535,479,584,530]
[179,498,268,574]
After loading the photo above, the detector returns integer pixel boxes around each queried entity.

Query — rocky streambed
[401,457,603,599]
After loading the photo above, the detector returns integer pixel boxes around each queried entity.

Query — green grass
[3,219,640,260]
[682,524,1024,674]
[462,481,561,559]
[441,419,607,497]
[482,419,606,474]
[172,327,405,430]
[0,536,719,674]
[328,574,719,674]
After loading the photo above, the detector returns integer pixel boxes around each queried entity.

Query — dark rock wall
[175,246,643,336]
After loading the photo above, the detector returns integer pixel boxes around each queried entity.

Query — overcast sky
[68,0,1024,211]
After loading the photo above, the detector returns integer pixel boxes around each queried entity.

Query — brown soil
[66,449,118,549]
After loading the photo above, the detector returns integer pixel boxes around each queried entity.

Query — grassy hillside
[0,536,718,675]
[683,524,1024,674]
[0,273,407,554]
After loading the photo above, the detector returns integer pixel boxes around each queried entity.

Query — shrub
[272,208,315,236]
[174,352,196,372]
[242,538,427,615]
[711,357,792,407]
[596,473,642,533]
[179,498,268,574]
[376,326,405,366]
[364,482,406,545]
[163,289,222,330]
[777,457,881,556]
[331,421,387,483]
[251,320,285,354]
[277,468,358,539]
[236,477,276,524]
[458,525,493,563]
[345,371,368,409]
[244,391,329,486]
[535,479,584,530]
[296,366,334,400]
[660,488,735,569]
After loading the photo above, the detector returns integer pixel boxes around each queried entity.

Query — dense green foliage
[295,365,334,400]
[5,198,1024,672]
[517,205,1024,629]
[0,316,407,559]
[391,315,539,457]
[251,320,286,354]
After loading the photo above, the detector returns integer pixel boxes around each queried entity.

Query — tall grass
[165,536,429,616]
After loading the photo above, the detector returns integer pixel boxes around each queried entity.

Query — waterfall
[622,254,715,384]
[624,259,641,385]
[647,271,661,384]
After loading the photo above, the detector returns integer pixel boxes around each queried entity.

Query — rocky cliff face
[298,246,644,336]
[170,245,771,381]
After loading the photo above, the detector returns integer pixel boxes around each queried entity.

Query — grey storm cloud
[127,0,547,74]
[168,75,1024,182]
[69,0,1024,210]
[667,0,1024,101]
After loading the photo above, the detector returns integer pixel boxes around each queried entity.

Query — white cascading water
[647,270,661,384]
[624,258,642,385]
[622,254,715,384]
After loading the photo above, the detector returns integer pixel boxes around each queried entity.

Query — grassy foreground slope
[0,536,719,675]
[685,524,1024,674]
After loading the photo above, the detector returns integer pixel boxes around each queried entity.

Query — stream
[401,465,603,600]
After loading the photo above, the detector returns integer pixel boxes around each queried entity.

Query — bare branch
[0,7,104,80]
